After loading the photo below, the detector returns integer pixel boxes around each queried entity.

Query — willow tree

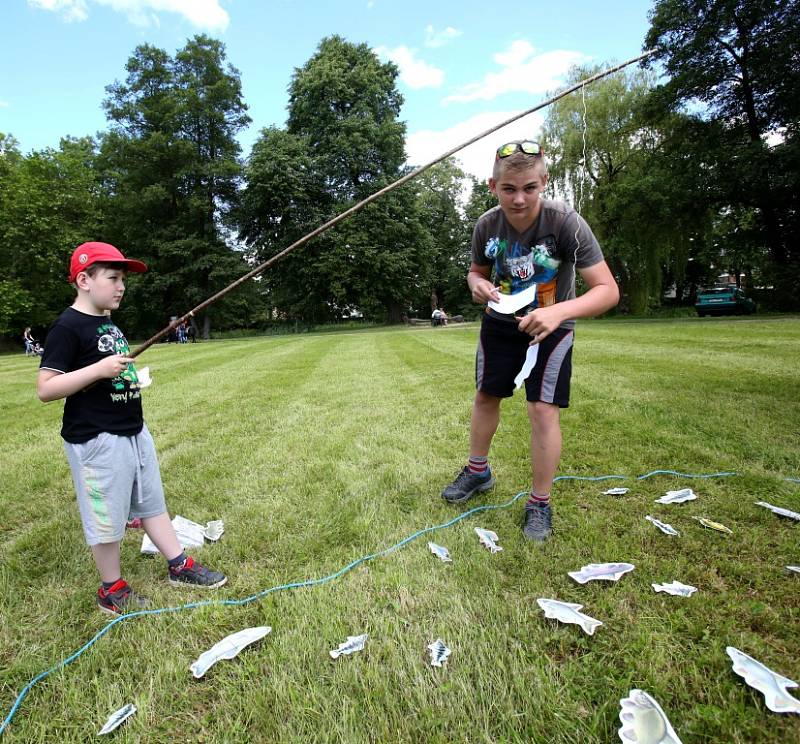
[542,66,708,313]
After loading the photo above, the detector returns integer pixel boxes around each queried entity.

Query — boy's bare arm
[516,260,620,341]
[467,262,501,303]
[37,356,134,402]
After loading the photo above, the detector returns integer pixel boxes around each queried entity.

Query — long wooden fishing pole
[131,48,656,357]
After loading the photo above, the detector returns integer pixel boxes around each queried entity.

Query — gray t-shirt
[471,199,604,328]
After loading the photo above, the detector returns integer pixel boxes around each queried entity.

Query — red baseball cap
[68,242,147,283]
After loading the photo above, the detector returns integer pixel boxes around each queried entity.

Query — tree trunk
[202,314,211,340]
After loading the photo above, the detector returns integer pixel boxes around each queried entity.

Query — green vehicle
[695,286,756,317]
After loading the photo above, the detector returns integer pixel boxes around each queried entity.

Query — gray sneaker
[441,466,495,504]
[522,503,553,542]
[168,556,227,589]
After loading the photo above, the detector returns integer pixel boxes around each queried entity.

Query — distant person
[37,241,227,615]
[187,321,196,343]
[440,140,619,542]
[431,308,446,327]
[23,327,35,355]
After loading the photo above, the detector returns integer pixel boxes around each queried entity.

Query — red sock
[526,491,550,508]
[468,456,489,475]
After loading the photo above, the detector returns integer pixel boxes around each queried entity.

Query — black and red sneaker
[97,579,150,616]
[168,556,227,589]
[125,518,143,529]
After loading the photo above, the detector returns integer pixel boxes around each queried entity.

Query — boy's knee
[474,391,502,411]
[527,400,559,423]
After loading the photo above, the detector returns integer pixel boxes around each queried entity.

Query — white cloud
[424,25,461,48]
[374,45,443,89]
[406,110,546,181]
[445,40,587,103]
[0,100,10,108]
[28,0,89,22]
[28,0,229,30]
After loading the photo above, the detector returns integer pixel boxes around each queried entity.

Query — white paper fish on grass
[726,646,800,714]
[537,598,603,636]
[203,520,225,541]
[427,639,451,667]
[513,344,539,389]
[618,689,683,744]
[142,515,222,554]
[98,703,137,735]
[603,487,630,496]
[427,542,452,563]
[693,517,733,534]
[190,626,272,679]
[652,581,697,597]
[787,566,800,574]
[135,366,152,389]
[755,501,800,522]
[568,562,635,585]
[474,527,502,554]
[645,515,680,537]
[655,488,697,505]
[330,634,368,659]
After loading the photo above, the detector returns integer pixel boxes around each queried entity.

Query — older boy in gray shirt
[441,141,619,541]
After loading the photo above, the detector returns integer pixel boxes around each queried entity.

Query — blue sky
[1,0,656,178]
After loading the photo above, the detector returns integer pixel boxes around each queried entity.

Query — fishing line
[130,50,656,359]
[1,468,742,735]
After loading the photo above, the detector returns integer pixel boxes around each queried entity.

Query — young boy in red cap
[441,142,619,541]
[38,242,227,615]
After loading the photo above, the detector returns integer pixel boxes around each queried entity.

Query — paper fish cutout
[428,639,451,667]
[726,646,800,714]
[655,488,697,505]
[141,515,222,554]
[568,562,635,585]
[513,344,539,390]
[487,283,537,315]
[204,520,225,541]
[645,515,680,536]
[787,566,800,574]
[474,527,502,554]
[98,703,137,735]
[652,581,697,597]
[618,689,683,743]
[136,367,152,389]
[755,501,800,521]
[537,598,603,636]
[330,634,368,659]
[693,517,732,534]
[190,626,272,679]
[427,542,452,562]
[603,487,630,496]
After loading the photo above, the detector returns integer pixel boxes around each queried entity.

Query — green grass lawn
[1,316,798,742]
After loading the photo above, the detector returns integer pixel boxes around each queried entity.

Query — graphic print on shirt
[485,234,561,308]
[96,322,142,396]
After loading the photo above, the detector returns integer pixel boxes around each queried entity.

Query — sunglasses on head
[495,140,543,160]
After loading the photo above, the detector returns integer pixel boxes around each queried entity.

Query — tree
[542,66,703,313]
[287,35,406,202]
[0,136,102,336]
[240,36,429,323]
[408,159,472,316]
[98,36,257,337]
[646,0,800,307]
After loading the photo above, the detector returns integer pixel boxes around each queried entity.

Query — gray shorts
[64,423,167,546]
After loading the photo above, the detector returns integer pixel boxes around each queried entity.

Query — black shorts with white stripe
[475,312,574,406]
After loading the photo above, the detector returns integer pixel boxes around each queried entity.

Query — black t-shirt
[40,307,144,443]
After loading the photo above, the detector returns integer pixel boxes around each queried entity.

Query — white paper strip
[487,283,538,315]
[514,344,539,390]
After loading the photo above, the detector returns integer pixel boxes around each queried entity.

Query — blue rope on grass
[0,469,740,735]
